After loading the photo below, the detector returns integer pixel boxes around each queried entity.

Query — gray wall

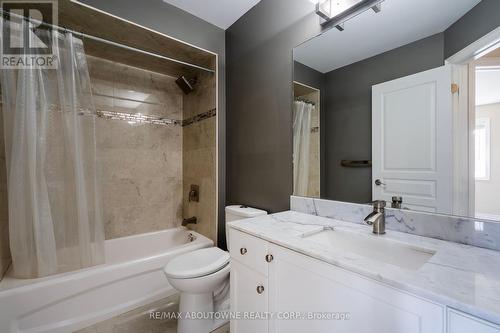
[323,33,445,203]
[294,61,324,90]
[79,0,228,247]
[226,0,322,213]
[444,0,500,59]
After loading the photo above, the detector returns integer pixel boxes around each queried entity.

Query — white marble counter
[229,211,500,325]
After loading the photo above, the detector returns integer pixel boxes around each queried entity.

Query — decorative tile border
[95,108,216,127]
[182,108,216,126]
[96,110,181,126]
[290,195,500,251]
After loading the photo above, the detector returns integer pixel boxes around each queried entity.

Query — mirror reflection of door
[474,51,500,220]
[370,47,500,216]
[293,81,320,198]
[292,0,500,220]
[371,66,453,214]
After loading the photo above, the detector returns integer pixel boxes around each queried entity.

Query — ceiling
[294,0,482,73]
[161,0,261,29]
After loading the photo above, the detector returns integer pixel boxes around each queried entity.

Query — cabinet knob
[265,254,274,262]
[240,248,247,255]
[256,285,265,294]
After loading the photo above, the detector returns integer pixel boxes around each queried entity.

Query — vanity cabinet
[267,243,444,333]
[229,228,498,333]
[229,228,270,333]
[447,309,500,333]
[230,260,268,333]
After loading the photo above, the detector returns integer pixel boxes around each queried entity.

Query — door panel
[230,259,268,333]
[372,65,453,213]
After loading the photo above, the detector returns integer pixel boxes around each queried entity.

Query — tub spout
[182,217,197,226]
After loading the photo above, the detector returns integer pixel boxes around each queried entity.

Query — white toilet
[163,205,267,333]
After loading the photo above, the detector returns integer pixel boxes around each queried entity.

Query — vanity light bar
[316,0,384,31]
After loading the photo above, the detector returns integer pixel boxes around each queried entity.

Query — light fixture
[316,0,383,31]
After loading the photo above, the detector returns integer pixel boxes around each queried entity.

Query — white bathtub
[0,227,212,333]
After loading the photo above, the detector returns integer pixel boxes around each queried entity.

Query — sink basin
[303,229,435,271]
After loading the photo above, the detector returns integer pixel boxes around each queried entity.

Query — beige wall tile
[182,72,217,243]
[92,58,185,240]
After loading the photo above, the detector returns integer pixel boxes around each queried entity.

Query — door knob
[375,179,386,186]
[256,285,265,294]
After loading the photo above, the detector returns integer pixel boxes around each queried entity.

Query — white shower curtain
[0,26,105,278]
[293,101,313,196]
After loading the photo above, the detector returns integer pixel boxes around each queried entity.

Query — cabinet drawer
[229,228,269,275]
[448,309,500,333]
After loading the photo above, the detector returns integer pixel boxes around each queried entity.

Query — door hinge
[451,83,459,94]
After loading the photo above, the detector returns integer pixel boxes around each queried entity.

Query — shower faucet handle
[189,184,199,202]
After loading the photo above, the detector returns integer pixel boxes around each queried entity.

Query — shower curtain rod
[0,10,215,73]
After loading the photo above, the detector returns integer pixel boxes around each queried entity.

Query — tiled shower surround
[182,71,217,242]
[90,55,217,240]
[0,55,217,279]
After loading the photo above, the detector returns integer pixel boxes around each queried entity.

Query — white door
[372,65,453,214]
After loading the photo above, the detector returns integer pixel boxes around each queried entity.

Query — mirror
[292,0,500,221]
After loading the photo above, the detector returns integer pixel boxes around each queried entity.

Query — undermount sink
[303,229,435,271]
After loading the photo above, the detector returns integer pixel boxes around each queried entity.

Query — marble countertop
[228,211,500,325]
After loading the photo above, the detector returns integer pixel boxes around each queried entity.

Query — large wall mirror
[292,0,500,220]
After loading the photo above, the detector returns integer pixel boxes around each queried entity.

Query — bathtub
[0,227,212,333]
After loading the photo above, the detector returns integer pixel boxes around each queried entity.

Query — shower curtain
[293,101,313,196]
[0,26,105,278]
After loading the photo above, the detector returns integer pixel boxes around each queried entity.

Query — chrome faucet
[364,200,386,234]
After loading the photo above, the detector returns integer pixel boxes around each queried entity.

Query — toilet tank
[225,205,267,248]
[225,205,267,222]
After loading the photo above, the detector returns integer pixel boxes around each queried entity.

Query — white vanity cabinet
[229,228,271,333]
[230,260,268,333]
[447,309,500,333]
[267,243,444,333]
[229,228,499,333]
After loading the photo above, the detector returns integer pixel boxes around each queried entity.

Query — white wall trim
[446,27,500,65]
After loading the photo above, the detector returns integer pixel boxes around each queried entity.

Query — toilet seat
[164,247,230,279]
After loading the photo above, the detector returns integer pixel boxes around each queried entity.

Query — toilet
[163,205,267,333]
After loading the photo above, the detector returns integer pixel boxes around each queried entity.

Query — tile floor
[75,294,229,333]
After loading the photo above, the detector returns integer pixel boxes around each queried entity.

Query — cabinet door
[268,244,444,333]
[448,309,500,333]
[230,259,268,333]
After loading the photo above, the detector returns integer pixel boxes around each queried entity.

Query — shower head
[175,76,196,94]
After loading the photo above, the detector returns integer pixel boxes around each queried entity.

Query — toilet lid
[163,247,230,279]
